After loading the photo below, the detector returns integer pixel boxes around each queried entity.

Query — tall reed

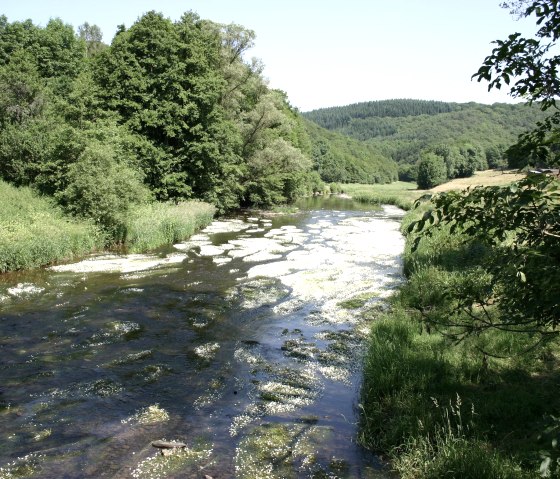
[0,181,104,272]
[124,201,215,253]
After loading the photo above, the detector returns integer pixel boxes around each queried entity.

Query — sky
[1,1,538,112]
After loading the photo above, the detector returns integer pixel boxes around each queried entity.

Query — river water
[0,197,404,479]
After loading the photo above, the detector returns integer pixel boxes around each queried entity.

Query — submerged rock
[151,440,187,456]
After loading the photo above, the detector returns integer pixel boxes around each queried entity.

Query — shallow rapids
[0,197,404,478]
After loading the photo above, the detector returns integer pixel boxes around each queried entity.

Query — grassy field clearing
[342,170,525,210]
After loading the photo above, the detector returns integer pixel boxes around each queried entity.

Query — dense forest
[0,12,399,248]
[304,99,460,129]
[304,99,551,186]
[305,119,397,184]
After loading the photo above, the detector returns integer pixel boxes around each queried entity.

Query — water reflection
[0,199,404,478]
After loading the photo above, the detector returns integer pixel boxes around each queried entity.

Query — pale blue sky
[2,1,537,111]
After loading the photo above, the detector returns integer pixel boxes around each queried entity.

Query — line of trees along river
[0,11,398,248]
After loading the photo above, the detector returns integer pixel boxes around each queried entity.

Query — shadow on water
[0,198,403,478]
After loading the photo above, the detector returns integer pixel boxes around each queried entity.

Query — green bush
[57,141,152,242]
[417,152,447,189]
[329,182,343,194]
[399,163,418,182]
[360,202,560,477]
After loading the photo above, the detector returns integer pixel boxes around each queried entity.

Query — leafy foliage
[408,174,560,338]
[57,140,152,241]
[304,118,398,184]
[0,10,363,247]
[473,0,560,168]
[416,153,447,189]
[360,195,560,478]
[304,99,458,129]
[304,100,548,175]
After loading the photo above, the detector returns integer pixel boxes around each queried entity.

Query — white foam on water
[199,244,231,257]
[7,283,45,297]
[194,342,220,360]
[242,251,283,263]
[246,214,404,319]
[202,219,250,234]
[50,253,187,274]
[173,233,212,251]
[227,237,296,260]
[121,288,144,294]
[382,204,407,217]
[213,256,233,265]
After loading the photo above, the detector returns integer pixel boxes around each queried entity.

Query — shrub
[417,153,447,189]
[399,163,418,182]
[57,141,152,242]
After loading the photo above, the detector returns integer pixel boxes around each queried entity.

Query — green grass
[0,181,104,272]
[124,201,215,253]
[359,204,560,478]
[342,172,524,211]
[0,181,216,272]
[342,181,425,210]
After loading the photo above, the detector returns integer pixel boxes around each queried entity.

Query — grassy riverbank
[0,181,215,273]
[124,201,215,253]
[359,179,559,478]
[343,170,526,211]
[342,181,422,210]
[0,181,104,273]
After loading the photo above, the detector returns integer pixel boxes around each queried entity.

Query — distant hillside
[304,99,459,129]
[303,119,398,184]
[303,99,549,166]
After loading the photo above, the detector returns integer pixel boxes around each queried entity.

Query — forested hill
[304,119,397,184]
[303,99,549,166]
[304,99,459,129]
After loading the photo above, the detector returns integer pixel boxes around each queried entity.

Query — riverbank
[342,170,526,211]
[358,176,559,478]
[0,180,216,273]
[0,172,522,274]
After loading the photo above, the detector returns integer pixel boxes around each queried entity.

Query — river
[0,197,404,479]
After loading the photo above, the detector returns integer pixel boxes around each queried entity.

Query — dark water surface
[0,198,404,478]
